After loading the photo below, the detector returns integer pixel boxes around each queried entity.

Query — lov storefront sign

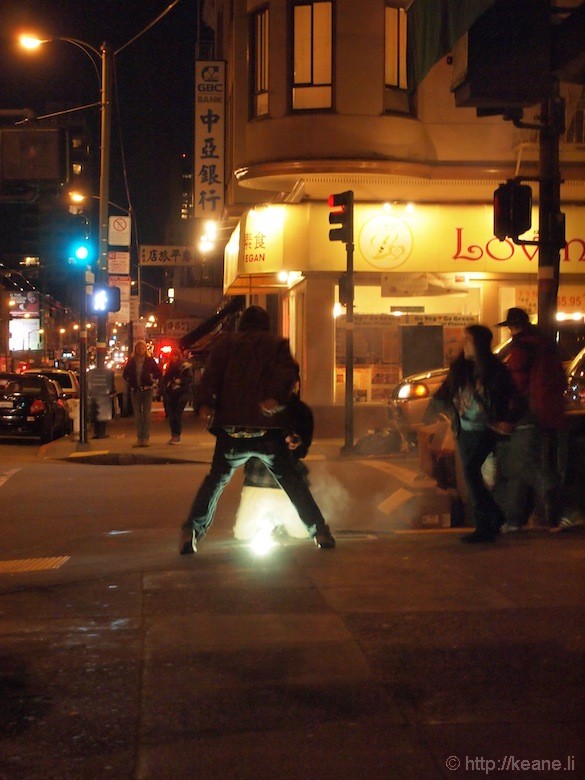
[224,202,585,290]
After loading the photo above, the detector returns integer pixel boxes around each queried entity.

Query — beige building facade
[214,0,585,434]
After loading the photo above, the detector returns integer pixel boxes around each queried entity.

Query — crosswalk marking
[0,557,70,574]
[0,468,20,488]
[377,486,415,516]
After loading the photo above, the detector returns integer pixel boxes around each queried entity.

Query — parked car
[387,319,585,445]
[22,367,80,400]
[565,346,585,416]
[0,373,72,443]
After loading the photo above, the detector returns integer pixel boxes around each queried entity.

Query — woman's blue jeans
[456,427,504,536]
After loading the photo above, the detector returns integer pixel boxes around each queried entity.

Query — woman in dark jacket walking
[160,348,194,444]
[431,324,519,543]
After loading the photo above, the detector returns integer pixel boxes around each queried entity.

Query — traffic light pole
[342,240,355,454]
[537,85,565,343]
[96,41,111,374]
[94,41,112,439]
[328,190,355,453]
[76,271,91,451]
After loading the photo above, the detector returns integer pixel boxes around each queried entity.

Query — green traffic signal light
[74,244,90,261]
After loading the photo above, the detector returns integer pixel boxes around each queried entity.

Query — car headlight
[395,382,430,400]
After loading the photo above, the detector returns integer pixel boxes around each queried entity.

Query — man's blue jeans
[184,429,327,540]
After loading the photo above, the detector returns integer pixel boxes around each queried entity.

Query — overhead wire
[110,0,185,259]
[115,0,183,56]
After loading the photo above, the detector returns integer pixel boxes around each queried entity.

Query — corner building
[214,0,585,435]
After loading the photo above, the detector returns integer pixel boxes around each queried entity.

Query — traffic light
[0,127,68,184]
[338,274,351,306]
[493,180,532,241]
[67,214,91,265]
[90,285,121,313]
[451,0,550,111]
[66,125,92,187]
[328,190,354,244]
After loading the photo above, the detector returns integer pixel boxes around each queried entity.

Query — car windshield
[1,379,42,396]
[45,373,73,389]
[25,370,74,389]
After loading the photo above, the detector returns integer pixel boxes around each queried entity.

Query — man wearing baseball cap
[495,307,566,532]
[496,307,530,329]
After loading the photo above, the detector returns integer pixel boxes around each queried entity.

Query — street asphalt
[0,407,583,778]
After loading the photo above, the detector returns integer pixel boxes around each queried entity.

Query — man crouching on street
[179,305,335,554]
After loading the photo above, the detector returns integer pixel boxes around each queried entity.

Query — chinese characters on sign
[139,246,197,266]
[194,61,225,218]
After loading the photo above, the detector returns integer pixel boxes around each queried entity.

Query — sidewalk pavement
[44,404,418,471]
[44,406,445,530]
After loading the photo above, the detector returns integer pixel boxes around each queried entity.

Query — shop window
[566,88,585,145]
[250,7,270,118]
[384,4,409,113]
[292,1,332,110]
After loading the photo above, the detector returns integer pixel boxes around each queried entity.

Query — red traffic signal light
[328,190,354,243]
[493,180,532,241]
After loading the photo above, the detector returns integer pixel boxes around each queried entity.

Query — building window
[292,1,332,110]
[251,7,270,118]
[384,4,409,112]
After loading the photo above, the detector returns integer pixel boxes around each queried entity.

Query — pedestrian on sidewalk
[494,307,567,532]
[122,340,162,447]
[179,305,335,554]
[431,324,519,544]
[160,348,194,444]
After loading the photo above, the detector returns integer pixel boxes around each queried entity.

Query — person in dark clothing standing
[495,307,567,531]
[161,348,194,444]
[431,324,519,544]
[179,305,335,554]
[122,340,162,447]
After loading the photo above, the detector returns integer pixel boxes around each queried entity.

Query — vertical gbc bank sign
[194,61,225,219]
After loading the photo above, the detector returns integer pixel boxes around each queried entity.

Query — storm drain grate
[0,556,70,574]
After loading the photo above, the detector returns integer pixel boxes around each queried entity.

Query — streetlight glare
[18,34,46,50]
[204,220,218,239]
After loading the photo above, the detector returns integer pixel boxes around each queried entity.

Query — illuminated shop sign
[194,61,225,218]
[9,291,40,318]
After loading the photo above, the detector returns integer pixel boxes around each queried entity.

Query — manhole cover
[64,453,198,465]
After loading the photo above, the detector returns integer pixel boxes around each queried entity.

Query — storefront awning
[223,205,310,295]
[178,295,245,351]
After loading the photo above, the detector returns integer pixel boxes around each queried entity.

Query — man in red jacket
[496,307,566,531]
[179,306,335,554]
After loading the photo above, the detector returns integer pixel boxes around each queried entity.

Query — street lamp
[20,32,112,449]
[19,33,111,365]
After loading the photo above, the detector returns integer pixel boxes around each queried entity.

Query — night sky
[0,0,202,245]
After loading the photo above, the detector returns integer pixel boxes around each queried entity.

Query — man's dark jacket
[193,330,298,430]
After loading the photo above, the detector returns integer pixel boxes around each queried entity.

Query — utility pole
[537,83,565,343]
[328,191,355,453]
[96,41,112,373]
